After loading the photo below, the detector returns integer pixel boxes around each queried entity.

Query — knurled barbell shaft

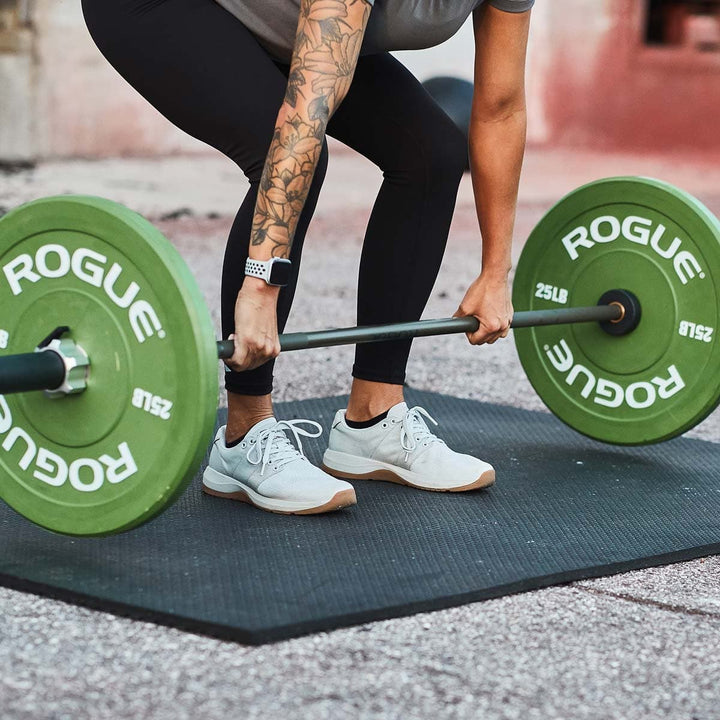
[0,303,622,395]
[216,303,623,358]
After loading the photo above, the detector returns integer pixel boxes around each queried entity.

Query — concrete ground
[1,145,719,719]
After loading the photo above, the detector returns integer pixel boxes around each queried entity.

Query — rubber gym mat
[1,389,718,645]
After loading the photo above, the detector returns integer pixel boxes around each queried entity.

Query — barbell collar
[37,338,90,398]
[597,289,642,337]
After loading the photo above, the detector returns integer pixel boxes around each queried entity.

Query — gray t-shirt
[215,0,534,62]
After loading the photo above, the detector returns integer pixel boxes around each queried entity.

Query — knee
[425,124,468,186]
[389,120,467,191]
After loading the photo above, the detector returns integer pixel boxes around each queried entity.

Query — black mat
[1,389,719,644]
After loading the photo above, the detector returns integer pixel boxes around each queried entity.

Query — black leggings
[81,0,467,396]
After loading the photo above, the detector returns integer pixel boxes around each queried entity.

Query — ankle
[226,392,274,443]
[346,381,404,423]
[346,400,404,423]
[225,413,273,444]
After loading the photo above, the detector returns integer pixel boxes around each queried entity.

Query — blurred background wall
[1,0,719,161]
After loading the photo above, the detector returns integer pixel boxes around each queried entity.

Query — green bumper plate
[513,177,720,445]
[0,196,218,535]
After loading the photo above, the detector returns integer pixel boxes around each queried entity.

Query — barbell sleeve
[215,303,623,359]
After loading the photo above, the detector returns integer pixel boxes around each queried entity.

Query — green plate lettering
[0,196,218,535]
[513,177,720,445]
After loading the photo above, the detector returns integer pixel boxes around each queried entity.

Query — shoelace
[246,419,322,475]
[400,406,446,461]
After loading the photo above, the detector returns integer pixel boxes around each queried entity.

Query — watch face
[269,259,292,286]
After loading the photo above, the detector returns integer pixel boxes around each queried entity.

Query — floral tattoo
[250,0,371,258]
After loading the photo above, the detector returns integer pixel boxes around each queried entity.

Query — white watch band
[244,257,292,286]
[245,258,272,283]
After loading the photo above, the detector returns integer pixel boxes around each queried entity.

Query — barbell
[0,177,718,537]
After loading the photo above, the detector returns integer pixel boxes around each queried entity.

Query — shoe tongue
[386,402,409,421]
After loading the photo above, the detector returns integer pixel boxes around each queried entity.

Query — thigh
[327,52,466,173]
[81,0,288,180]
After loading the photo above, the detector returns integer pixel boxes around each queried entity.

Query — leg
[83,0,354,513]
[322,55,493,492]
[223,147,328,440]
[81,0,328,439]
[326,54,468,420]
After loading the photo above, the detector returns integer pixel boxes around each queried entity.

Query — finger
[484,328,506,345]
[244,344,275,371]
[468,332,490,346]
[232,340,254,372]
[240,353,266,373]
[227,356,247,373]
[222,335,238,370]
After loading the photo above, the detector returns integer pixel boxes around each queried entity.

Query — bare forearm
[469,107,527,277]
[249,0,370,261]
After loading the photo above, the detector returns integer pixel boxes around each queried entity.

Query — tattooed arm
[251,0,372,259]
[228,0,372,373]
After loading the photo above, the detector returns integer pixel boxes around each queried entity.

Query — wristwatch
[245,257,292,287]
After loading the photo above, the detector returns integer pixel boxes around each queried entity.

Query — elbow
[300,84,350,128]
[471,92,526,124]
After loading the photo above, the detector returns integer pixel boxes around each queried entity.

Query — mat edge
[3,542,719,646]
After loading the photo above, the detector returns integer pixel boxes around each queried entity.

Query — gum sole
[202,486,357,515]
[321,465,495,493]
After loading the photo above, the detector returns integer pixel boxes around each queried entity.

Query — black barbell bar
[0,299,627,396]
[220,302,624,357]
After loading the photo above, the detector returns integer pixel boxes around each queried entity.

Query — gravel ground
[1,146,719,719]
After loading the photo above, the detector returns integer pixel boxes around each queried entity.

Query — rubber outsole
[321,464,495,493]
[202,485,357,515]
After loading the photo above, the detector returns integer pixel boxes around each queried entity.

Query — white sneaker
[202,417,357,514]
[322,402,495,492]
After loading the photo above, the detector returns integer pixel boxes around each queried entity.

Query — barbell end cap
[598,289,642,336]
[608,301,626,324]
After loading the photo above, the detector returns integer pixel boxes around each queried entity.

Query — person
[81,0,533,515]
